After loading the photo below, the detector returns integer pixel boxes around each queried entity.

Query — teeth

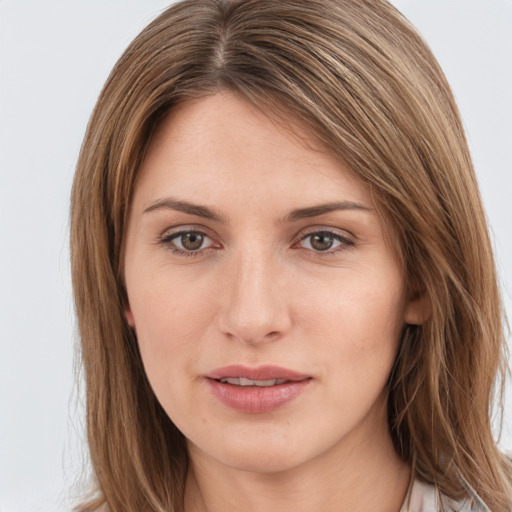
[219,377,288,387]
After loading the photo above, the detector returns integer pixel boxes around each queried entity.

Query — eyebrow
[143,197,227,222]
[142,197,373,223]
[282,201,374,222]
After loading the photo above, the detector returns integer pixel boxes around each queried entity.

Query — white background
[0,1,511,510]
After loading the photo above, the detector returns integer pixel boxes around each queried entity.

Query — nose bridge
[218,243,290,344]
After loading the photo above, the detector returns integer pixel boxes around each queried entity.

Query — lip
[205,365,311,382]
[205,365,312,414]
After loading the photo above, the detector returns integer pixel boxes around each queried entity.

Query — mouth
[206,364,311,383]
[205,365,312,413]
[216,377,293,387]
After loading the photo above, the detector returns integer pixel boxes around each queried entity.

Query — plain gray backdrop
[1,1,511,511]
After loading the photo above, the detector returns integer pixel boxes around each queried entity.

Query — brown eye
[161,230,216,254]
[310,233,334,251]
[180,232,205,251]
[298,230,353,253]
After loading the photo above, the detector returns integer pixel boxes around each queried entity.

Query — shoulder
[401,479,490,512]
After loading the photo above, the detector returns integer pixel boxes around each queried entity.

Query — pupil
[311,233,333,251]
[182,233,204,250]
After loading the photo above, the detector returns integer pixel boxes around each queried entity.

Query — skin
[124,92,427,512]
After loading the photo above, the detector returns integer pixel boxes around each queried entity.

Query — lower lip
[206,379,311,413]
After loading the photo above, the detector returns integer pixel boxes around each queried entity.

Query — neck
[184,408,410,512]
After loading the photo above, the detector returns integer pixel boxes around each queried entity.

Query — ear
[124,305,136,328]
[404,290,431,325]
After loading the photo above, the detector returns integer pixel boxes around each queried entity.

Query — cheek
[299,267,405,335]
[126,268,217,379]
[296,269,406,376]
[298,279,404,428]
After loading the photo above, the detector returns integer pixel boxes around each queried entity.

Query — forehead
[135,92,373,213]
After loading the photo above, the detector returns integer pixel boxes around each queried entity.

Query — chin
[188,429,312,474]
[217,448,304,474]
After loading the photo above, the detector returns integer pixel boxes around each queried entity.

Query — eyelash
[159,230,217,257]
[296,229,354,254]
[158,228,354,257]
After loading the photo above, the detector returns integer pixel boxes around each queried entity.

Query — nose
[217,249,292,345]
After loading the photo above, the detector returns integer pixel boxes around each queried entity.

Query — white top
[400,480,490,511]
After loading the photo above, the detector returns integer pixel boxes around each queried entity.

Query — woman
[70,0,512,510]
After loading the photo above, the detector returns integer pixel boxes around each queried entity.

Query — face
[124,92,424,474]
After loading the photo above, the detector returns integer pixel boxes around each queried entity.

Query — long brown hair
[70,0,512,510]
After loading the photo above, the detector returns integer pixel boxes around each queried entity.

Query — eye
[298,230,353,253]
[160,230,217,255]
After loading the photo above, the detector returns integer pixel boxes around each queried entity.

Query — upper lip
[205,365,311,382]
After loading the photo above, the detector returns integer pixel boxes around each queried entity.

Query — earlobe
[125,307,136,328]
[404,291,432,325]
